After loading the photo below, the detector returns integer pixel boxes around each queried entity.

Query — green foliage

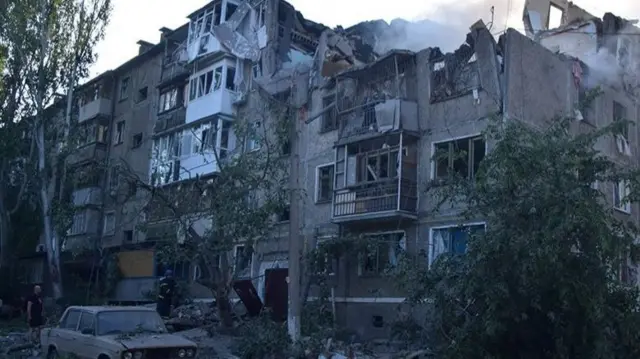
[233,311,292,359]
[395,113,640,359]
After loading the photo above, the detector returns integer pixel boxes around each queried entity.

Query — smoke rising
[365,0,640,55]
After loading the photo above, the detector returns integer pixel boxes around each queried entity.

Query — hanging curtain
[431,229,450,265]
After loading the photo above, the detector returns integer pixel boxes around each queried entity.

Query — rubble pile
[166,302,220,331]
[0,332,37,358]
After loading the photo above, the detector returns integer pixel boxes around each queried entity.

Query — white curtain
[431,229,450,265]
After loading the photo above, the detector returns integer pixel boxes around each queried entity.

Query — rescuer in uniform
[156,270,176,318]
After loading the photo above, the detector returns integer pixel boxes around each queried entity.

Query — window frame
[431,134,486,180]
[233,244,253,277]
[103,211,116,236]
[315,163,335,203]
[114,121,125,145]
[119,77,130,100]
[315,236,337,276]
[357,231,406,276]
[428,222,486,267]
[614,179,632,214]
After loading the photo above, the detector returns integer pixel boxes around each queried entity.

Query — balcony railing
[155,109,186,134]
[332,178,417,220]
[161,62,189,84]
[78,98,111,123]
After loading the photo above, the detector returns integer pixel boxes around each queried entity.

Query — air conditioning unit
[35,244,45,253]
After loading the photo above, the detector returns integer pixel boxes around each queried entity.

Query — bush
[233,310,291,359]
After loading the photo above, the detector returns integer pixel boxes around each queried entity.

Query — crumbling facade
[300,11,640,338]
[38,0,640,339]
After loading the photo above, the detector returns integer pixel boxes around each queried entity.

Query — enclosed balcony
[332,50,419,145]
[155,109,186,134]
[185,0,239,62]
[78,82,112,123]
[71,187,103,207]
[185,60,237,123]
[332,133,419,223]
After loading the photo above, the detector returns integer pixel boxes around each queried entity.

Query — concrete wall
[103,52,164,248]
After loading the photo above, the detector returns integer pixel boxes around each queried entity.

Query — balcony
[71,187,103,207]
[333,179,417,222]
[160,61,189,85]
[155,109,186,134]
[186,89,235,123]
[187,32,223,62]
[79,98,111,123]
[336,99,418,146]
[67,142,107,166]
[332,134,419,223]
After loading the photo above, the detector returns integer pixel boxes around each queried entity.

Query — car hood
[101,333,196,350]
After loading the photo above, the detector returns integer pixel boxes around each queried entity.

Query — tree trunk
[0,192,10,270]
[216,252,234,328]
[37,123,63,299]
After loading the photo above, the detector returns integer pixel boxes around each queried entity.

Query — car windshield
[96,310,167,336]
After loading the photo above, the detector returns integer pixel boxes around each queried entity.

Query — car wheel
[47,347,58,359]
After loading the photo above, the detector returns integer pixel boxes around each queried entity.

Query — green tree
[120,89,292,327]
[396,114,640,358]
[0,0,111,298]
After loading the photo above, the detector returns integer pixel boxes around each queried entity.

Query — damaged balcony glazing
[332,132,419,223]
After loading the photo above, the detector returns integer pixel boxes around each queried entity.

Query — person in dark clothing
[26,285,44,345]
[157,270,176,318]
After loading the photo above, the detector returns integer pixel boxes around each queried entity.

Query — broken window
[214,3,222,25]
[320,96,338,132]
[316,164,335,203]
[159,87,178,113]
[114,121,125,144]
[434,136,485,180]
[119,77,130,100]
[613,101,629,140]
[547,3,564,29]
[226,67,236,91]
[277,204,290,222]
[189,66,224,102]
[359,232,405,276]
[355,147,402,183]
[234,245,253,277]
[246,121,261,152]
[214,67,223,90]
[132,133,143,149]
[430,224,485,266]
[225,2,237,21]
[315,236,338,276]
[219,120,231,158]
[200,127,216,151]
[614,180,631,213]
[429,50,479,103]
[136,87,148,103]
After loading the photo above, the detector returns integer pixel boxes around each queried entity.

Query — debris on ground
[0,332,38,359]
[177,328,239,359]
[166,302,219,331]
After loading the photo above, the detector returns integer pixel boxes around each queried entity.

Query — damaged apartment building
[24,0,639,340]
[299,6,640,340]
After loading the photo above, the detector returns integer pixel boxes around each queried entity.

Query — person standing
[156,270,176,318]
[26,285,44,345]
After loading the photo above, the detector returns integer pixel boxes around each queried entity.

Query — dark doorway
[264,268,288,322]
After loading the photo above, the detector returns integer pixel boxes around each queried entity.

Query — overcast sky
[91,0,640,76]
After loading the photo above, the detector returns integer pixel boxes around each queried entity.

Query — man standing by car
[26,285,44,345]
[157,270,176,318]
